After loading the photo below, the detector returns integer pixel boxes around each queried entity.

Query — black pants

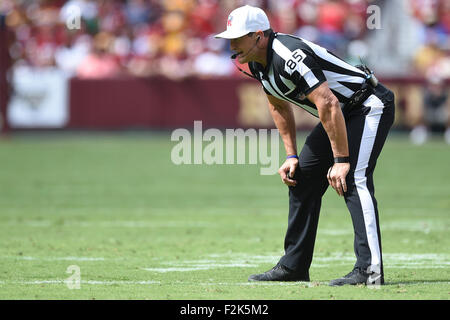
[278,83,395,277]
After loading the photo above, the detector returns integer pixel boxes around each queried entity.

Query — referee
[215,5,395,286]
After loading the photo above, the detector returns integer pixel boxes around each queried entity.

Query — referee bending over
[215,5,395,286]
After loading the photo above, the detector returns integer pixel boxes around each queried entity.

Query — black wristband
[334,156,350,163]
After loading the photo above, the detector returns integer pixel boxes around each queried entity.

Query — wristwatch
[334,156,350,163]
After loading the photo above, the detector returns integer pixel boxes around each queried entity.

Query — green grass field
[0,131,449,300]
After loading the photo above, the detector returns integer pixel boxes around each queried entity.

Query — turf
[0,131,448,300]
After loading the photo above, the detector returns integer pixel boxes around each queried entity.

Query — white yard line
[1,220,217,228]
[2,219,448,233]
[17,256,108,261]
[2,252,449,287]
[0,256,118,262]
[142,267,212,272]
[12,280,160,285]
[3,280,448,287]
[3,252,448,269]
[143,252,450,273]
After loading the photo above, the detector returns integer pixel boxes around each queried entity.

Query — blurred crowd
[1,0,383,79]
[410,0,450,81]
[409,0,450,144]
[0,0,449,80]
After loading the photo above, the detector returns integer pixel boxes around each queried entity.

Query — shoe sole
[328,280,385,286]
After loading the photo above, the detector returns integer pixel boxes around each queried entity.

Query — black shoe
[329,268,384,286]
[248,264,310,282]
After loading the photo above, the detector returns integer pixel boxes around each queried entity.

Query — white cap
[214,5,270,39]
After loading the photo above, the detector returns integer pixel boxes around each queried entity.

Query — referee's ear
[253,30,265,46]
[249,30,264,38]
[256,30,264,39]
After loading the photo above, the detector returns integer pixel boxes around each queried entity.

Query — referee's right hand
[278,158,298,187]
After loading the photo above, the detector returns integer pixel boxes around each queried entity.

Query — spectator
[123,0,152,25]
[315,0,349,56]
[192,36,234,77]
[410,75,450,144]
[76,32,121,78]
[55,31,90,76]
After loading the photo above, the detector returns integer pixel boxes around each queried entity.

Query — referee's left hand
[327,163,350,196]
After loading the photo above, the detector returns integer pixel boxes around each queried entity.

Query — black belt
[342,65,378,114]
[343,81,374,113]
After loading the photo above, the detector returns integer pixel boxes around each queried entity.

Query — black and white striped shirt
[249,31,367,117]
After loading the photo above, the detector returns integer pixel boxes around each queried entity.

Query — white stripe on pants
[354,94,385,274]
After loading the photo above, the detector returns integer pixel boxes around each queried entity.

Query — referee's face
[230,34,258,64]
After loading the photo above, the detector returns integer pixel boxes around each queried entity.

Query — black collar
[262,30,276,76]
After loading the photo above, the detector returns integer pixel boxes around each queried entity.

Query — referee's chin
[237,54,251,65]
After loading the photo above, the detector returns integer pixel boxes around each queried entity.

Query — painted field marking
[142,267,211,272]
[3,252,448,270]
[1,220,217,228]
[0,256,117,262]
[18,256,108,261]
[14,280,160,285]
[2,219,448,233]
[143,252,450,272]
[4,279,449,287]
[172,280,450,286]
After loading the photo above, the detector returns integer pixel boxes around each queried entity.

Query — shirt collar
[262,30,276,75]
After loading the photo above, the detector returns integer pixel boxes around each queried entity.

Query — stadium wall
[4,75,449,131]
[67,77,448,130]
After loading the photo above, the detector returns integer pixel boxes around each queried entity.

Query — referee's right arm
[266,94,298,187]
